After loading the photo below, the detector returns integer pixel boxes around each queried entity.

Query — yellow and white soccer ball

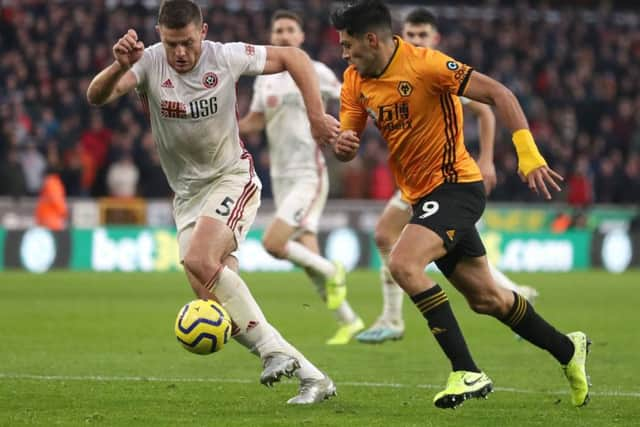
[175,299,232,355]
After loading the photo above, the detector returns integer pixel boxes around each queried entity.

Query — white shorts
[387,190,412,212]
[176,172,261,260]
[272,172,329,234]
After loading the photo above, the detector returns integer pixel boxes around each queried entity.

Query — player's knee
[183,251,221,285]
[374,226,396,253]
[388,255,417,287]
[262,237,287,259]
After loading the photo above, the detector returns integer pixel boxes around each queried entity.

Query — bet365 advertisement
[1,226,638,273]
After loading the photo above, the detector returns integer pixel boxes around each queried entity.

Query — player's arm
[463,71,563,199]
[465,100,497,194]
[334,72,367,162]
[238,111,266,135]
[87,29,143,106]
[262,46,339,146]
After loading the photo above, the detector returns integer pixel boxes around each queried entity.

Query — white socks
[213,266,323,379]
[285,240,335,278]
[380,254,404,324]
[488,263,520,292]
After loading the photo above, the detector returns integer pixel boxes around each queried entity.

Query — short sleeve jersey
[249,61,341,180]
[131,41,267,201]
[340,37,482,204]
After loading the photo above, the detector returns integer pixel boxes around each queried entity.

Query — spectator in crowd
[34,147,67,231]
[0,1,638,203]
[106,152,139,198]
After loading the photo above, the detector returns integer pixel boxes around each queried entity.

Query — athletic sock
[501,291,574,364]
[488,263,519,292]
[285,240,335,278]
[212,267,324,379]
[411,285,480,373]
[380,253,404,323]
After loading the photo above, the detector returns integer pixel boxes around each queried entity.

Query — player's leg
[296,231,363,345]
[178,178,334,402]
[357,192,410,343]
[448,252,590,407]
[266,174,347,310]
[488,263,539,303]
[389,183,494,408]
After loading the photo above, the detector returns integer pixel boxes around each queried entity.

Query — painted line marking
[1,373,639,398]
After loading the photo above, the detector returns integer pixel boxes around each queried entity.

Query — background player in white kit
[239,10,364,345]
[86,0,338,404]
[356,7,539,344]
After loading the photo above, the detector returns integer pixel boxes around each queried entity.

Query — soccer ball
[174,299,232,355]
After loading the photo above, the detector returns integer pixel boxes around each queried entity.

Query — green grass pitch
[1,270,639,426]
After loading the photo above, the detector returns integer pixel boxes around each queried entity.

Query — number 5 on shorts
[419,201,439,219]
[215,197,235,216]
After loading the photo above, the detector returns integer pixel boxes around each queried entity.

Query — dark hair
[271,9,303,30]
[330,1,392,37]
[405,7,438,30]
[158,0,202,29]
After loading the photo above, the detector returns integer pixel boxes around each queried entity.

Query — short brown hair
[158,0,202,29]
[271,9,303,30]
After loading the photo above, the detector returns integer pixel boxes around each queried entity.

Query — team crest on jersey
[202,72,218,88]
[397,81,413,97]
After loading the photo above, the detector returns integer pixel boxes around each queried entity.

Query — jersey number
[215,197,235,216]
[190,97,218,119]
[418,201,439,219]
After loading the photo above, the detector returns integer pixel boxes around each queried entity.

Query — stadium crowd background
[0,0,639,206]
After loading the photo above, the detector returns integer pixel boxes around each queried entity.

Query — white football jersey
[249,61,341,180]
[131,41,267,201]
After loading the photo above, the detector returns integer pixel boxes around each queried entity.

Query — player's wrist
[512,129,546,176]
[113,60,131,72]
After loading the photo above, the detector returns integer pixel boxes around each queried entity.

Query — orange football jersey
[340,36,482,204]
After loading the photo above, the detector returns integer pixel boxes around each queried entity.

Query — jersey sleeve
[339,70,367,134]
[424,49,474,97]
[131,47,154,89]
[459,96,471,105]
[222,42,267,80]
[316,63,341,101]
[249,76,265,113]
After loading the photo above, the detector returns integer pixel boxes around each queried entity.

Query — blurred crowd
[0,0,639,205]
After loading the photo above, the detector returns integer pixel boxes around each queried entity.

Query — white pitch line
[1,373,639,398]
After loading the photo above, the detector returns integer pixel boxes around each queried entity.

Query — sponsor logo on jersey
[245,44,256,56]
[161,78,174,88]
[446,61,459,70]
[202,72,218,89]
[160,100,188,119]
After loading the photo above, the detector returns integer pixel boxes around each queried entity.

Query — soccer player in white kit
[87,0,338,404]
[239,10,364,345]
[356,7,539,344]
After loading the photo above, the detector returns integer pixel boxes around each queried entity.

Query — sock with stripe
[411,285,479,373]
[501,291,574,364]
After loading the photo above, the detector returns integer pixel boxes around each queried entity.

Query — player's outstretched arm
[262,46,339,146]
[87,29,143,106]
[466,100,497,195]
[463,71,563,199]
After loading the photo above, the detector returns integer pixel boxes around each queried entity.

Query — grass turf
[0,270,638,426]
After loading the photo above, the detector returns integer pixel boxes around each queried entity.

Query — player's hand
[477,157,497,195]
[333,130,360,162]
[113,29,144,69]
[519,165,564,200]
[310,114,340,147]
